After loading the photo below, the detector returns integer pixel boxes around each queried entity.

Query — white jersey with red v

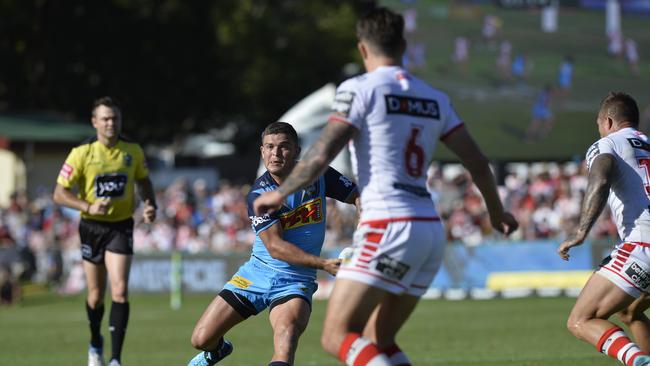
[586,127,650,243]
[330,65,463,222]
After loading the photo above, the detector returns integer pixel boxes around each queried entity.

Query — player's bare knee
[189,334,203,350]
[87,296,103,309]
[111,292,128,303]
[190,328,210,350]
[566,314,588,338]
[321,330,339,356]
[86,289,103,307]
[110,284,128,302]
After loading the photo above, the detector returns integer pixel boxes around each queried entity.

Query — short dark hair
[92,96,121,116]
[600,91,639,127]
[356,7,405,58]
[261,122,299,145]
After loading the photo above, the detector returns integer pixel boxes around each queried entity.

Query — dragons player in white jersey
[255,7,517,366]
[559,92,650,366]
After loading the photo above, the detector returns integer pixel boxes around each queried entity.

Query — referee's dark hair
[92,96,122,116]
[261,122,299,146]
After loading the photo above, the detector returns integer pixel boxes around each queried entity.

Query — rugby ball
[338,246,354,261]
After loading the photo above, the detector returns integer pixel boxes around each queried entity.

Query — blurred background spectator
[451,36,470,76]
[496,40,512,83]
[625,38,640,75]
[526,84,555,141]
[0,263,20,305]
[556,55,574,108]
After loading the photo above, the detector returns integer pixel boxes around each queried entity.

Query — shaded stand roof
[0,114,93,143]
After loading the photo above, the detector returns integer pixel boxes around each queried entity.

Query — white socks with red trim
[597,326,646,366]
[339,333,392,366]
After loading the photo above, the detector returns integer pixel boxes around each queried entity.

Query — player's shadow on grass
[501,123,527,140]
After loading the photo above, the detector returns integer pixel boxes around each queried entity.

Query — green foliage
[0,0,370,143]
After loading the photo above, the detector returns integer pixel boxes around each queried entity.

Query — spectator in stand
[511,53,528,86]
[0,263,20,305]
[608,30,624,58]
[451,36,469,76]
[526,85,554,141]
[625,38,640,75]
[556,55,574,108]
[641,105,650,133]
[482,14,501,49]
[496,41,512,83]
[403,8,417,33]
[405,41,426,71]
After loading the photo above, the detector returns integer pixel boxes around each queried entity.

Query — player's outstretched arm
[254,121,356,216]
[558,154,615,260]
[259,223,341,275]
[442,126,518,235]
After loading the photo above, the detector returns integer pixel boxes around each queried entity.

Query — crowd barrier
[123,239,614,300]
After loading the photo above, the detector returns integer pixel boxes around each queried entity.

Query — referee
[53,96,157,366]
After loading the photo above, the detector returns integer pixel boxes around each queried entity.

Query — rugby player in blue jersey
[187,122,359,366]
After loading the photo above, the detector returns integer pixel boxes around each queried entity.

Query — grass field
[381,1,650,161]
[0,293,636,365]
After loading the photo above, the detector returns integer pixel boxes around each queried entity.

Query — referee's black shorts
[79,218,134,264]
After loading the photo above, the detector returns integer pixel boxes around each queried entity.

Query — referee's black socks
[86,302,104,348]
[109,301,130,362]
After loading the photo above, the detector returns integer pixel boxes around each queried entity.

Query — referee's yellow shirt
[57,137,149,222]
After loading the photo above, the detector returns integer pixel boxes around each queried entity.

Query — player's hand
[323,258,342,276]
[88,199,111,215]
[557,232,587,261]
[254,190,284,216]
[490,212,518,236]
[143,199,157,224]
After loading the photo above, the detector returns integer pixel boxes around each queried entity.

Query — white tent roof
[277,83,336,133]
[257,83,353,179]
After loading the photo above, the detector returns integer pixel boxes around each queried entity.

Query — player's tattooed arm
[277,121,356,197]
[575,154,616,240]
[558,154,615,260]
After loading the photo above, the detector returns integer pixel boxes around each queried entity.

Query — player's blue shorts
[533,106,552,120]
[558,77,571,89]
[219,256,318,318]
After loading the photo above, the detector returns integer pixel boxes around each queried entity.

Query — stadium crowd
[430,161,616,246]
[0,160,616,296]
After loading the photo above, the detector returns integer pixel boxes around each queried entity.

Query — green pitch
[0,293,635,365]
[381,1,650,161]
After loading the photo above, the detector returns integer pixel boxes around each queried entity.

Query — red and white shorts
[337,217,445,297]
[597,242,650,298]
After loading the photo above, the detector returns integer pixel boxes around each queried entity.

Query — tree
[0,0,373,149]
